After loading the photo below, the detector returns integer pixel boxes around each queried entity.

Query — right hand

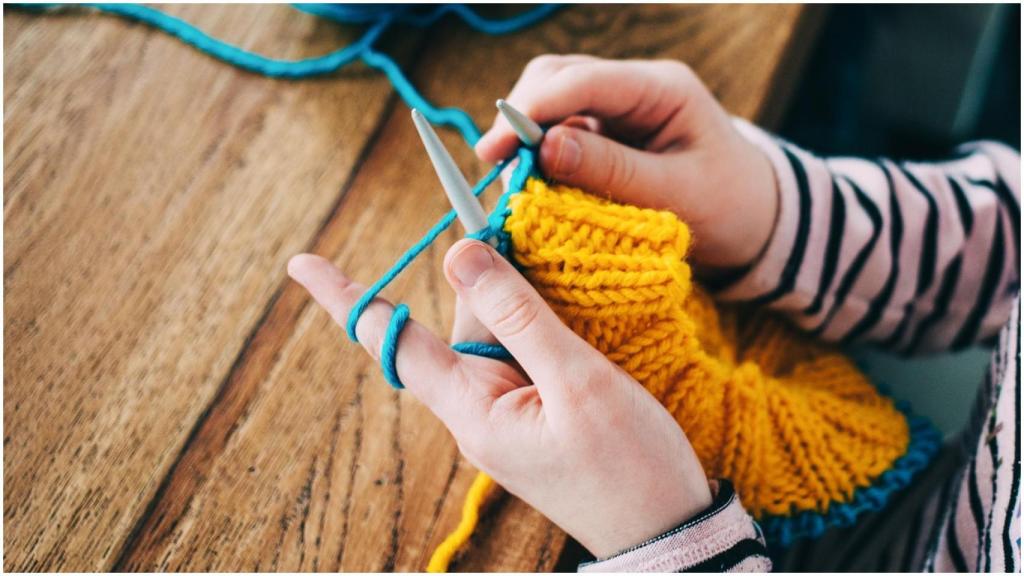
[476,55,780,271]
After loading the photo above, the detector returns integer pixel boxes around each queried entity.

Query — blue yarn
[19,1,553,382]
[380,303,410,389]
[485,147,540,259]
[292,4,410,24]
[423,4,561,35]
[23,3,387,78]
[347,149,536,386]
[344,157,511,343]
[451,342,514,360]
[345,147,537,388]
[20,3,559,147]
[295,4,562,35]
[360,47,482,145]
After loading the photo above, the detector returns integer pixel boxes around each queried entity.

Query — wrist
[685,119,781,271]
[729,127,781,268]
[579,480,771,572]
[710,118,811,302]
[726,117,783,265]
[583,478,713,559]
[742,137,782,264]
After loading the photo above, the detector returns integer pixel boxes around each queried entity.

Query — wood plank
[3,5,418,571]
[114,5,817,572]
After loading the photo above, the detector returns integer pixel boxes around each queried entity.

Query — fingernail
[473,135,490,155]
[474,136,499,163]
[554,131,581,174]
[452,243,493,287]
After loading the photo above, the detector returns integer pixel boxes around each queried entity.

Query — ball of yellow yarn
[503,177,910,519]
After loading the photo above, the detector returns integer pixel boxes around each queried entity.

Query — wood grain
[4,5,817,572]
[3,5,418,571]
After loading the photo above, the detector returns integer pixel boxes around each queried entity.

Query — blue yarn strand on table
[294,4,561,35]
[18,3,555,387]
[24,3,385,78]
[20,3,559,146]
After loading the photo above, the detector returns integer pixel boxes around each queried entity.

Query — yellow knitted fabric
[429,177,910,570]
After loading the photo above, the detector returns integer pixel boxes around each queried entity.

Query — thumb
[539,125,681,212]
[443,239,598,392]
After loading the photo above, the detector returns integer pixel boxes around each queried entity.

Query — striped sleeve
[720,119,1021,354]
[578,480,772,573]
[923,295,1020,572]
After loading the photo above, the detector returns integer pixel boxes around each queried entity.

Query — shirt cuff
[578,480,772,573]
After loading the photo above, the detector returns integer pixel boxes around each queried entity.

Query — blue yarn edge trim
[758,399,943,548]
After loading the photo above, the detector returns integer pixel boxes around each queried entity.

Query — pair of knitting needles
[411,100,543,244]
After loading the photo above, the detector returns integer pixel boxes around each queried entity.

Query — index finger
[479,59,696,161]
[476,54,599,162]
[287,254,487,432]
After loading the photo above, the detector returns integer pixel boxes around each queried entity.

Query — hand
[288,240,711,559]
[476,55,780,271]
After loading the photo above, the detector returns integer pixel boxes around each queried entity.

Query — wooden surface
[4,5,820,571]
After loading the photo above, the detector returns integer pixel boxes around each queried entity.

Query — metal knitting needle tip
[411,109,495,244]
[496,99,543,147]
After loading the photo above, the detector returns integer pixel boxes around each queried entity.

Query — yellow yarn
[429,178,910,570]
[427,472,494,572]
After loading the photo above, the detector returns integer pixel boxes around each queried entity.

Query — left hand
[288,240,711,558]
[475,55,779,271]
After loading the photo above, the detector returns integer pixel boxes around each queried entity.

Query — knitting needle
[411,109,498,346]
[496,99,543,147]
[411,109,499,249]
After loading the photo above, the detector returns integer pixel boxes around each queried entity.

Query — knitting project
[23,4,942,571]
[424,163,941,570]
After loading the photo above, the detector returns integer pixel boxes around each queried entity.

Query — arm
[720,123,1020,353]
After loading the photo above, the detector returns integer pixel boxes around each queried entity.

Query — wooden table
[4,5,821,571]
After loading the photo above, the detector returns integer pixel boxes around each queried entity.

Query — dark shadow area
[779,4,1020,159]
